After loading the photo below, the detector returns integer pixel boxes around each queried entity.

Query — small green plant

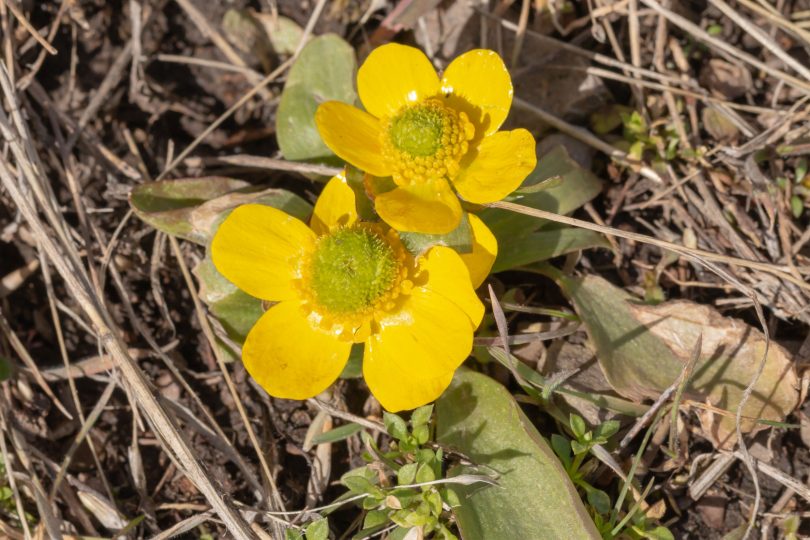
[339,405,459,540]
[620,111,682,165]
[552,414,673,540]
[285,517,329,540]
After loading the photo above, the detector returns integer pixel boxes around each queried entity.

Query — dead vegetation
[0,0,809,538]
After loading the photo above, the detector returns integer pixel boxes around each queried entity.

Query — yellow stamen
[381,99,475,186]
[296,224,414,342]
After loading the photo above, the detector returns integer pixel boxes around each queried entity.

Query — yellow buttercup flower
[211,175,496,412]
[315,43,537,235]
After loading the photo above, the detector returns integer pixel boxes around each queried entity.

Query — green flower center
[389,103,446,157]
[382,99,475,186]
[309,227,400,314]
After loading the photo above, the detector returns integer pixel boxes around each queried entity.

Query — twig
[487,200,808,292]
[640,0,810,95]
[169,236,287,518]
[2,0,57,55]
[513,97,663,183]
[0,66,258,540]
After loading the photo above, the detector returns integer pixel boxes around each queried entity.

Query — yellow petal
[374,180,462,234]
[358,43,440,119]
[243,301,351,400]
[420,246,484,328]
[311,174,358,236]
[364,284,475,410]
[363,357,454,413]
[460,214,497,289]
[441,49,512,136]
[315,101,390,177]
[453,129,536,204]
[211,204,315,301]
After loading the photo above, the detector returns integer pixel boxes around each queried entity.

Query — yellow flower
[315,43,537,235]
[211,175,496,412]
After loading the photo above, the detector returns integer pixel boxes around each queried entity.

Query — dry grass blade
[487,284,528,389]
[640,0,810,95]
[513,97,663,183]
[157,0,328,181]
[0,259,38,298]
[169,235,286,520]
[187,154,343,177]
[487,200,810,293]
[708,0,810,82]
[0,309,73,419]
[0,67,258,540]
[2,0,57,55]
[668,334,701,456]
[50,379,117,499]
[0,402,32,540]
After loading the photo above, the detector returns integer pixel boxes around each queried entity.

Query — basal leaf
[492,226,609,272]
[436,370,601,539]
[129,177,249,242]
[560,275,800,449]
[399,213,473,257]
[479,145,603,241]
[130,178,311,244]
[194,256,263,343]
[276,34,357,162]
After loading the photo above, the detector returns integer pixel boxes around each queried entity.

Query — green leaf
[584,486,611,515]
[412,424,429,446]
[399,212,473,257]
[310,423,365,445]
[594,420,620,440]
[414,463,436,484]
[304,518,329,540]
[560,274,800,449]
[790,195,804,218]
[796,157,808,183]
[130,177,248,242]
[642,526,676,540]
[276,34,357,162]
[339,344,364,379]
[194,256,263,343]
[570,440,589,455]
[410,405,433,429]
[436,370,601,539]
[0,357,11,382]
[479,146,603,241]
[130,179,311,244]
[386,526,418,540]
[550,434,572,468]
[363,510,389,531]
[425,490,442,516]
[384,412,409,441]
[569,414,587,440]
[493,226,609,272]
[342,474,380,497]
[397,463,418,486]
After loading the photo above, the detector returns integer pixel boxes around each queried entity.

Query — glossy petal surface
[211,204,315,301]
[442,49,512,136]
[315,101,390,177]
[453,129,536,204]
[310,174,358,235]
[364,247,482,411]
[358,43,440,119]
[460,214,498,289]
[243,301,351,400]
[374,180,462,234]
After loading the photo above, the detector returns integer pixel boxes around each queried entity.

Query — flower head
[315,43,537,234]
[211,175,496,411]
